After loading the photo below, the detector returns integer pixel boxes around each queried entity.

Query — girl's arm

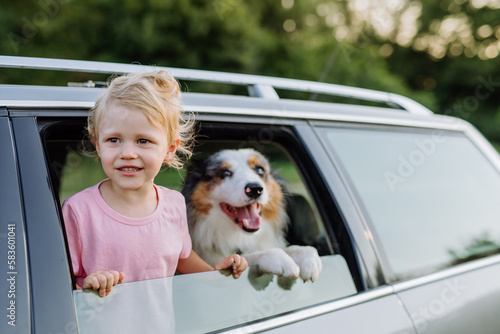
[177,250,247,278]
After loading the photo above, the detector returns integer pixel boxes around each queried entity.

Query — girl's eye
[108,138,120,143]
[138,139,150,144]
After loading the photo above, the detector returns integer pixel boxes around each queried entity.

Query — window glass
[319,126,500,280]
[73,255,356,333]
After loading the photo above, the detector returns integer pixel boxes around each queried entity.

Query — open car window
[44,119,359,332]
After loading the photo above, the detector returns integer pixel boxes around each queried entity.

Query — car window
[45,120,358,332]
[318,125,500,280]
[73,255,356,333]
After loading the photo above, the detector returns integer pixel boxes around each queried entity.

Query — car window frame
[37,113,370,331]
[41,114,363,284]
[11,115,77,333]
[0,116,31,334]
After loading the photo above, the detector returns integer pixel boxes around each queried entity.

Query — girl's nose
[120,142,138,159]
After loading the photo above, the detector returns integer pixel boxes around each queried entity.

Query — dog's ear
[185,159,204,177]
[181,159,206,200]
[182,155,225,198]
[271,170,291,200]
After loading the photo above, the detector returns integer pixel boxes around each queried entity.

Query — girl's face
[95,104,176,193]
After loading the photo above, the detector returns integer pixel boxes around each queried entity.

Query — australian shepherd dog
[182,148,322,282]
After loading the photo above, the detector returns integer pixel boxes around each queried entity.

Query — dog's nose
[245,183,263,199]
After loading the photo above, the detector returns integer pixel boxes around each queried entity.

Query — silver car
[1,56,500,333]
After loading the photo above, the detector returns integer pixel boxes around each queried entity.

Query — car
[2,55,500,334]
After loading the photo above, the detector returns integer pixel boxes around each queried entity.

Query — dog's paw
[285,245,322,282]
[245,248,300,279]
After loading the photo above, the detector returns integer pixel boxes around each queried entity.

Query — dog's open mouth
[220,202,262,233]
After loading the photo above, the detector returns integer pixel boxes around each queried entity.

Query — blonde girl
[63,70,247,297]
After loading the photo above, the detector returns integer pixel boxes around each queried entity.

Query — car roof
[0,56,464,130]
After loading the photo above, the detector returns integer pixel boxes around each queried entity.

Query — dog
[182,148,322,282]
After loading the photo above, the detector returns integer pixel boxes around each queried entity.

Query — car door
[395,262,500,334]
[391,123,500,334]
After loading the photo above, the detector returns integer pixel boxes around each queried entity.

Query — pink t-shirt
[62,180,192,287]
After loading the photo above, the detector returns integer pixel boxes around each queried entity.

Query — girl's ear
[95,142,101,157]
[91,135,101,157]
[164,138,181,162]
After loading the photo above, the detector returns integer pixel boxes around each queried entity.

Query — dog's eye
[255,165,265,177]
[218,169,232,179]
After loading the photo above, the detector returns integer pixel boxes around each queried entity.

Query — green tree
[1,0,498,146]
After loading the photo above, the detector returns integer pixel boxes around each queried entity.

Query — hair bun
[149,71,179,99]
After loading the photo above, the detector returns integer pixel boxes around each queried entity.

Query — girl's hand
[82,270,125,297]
[214,254,248,278]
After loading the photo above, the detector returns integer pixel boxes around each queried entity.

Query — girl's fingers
[118,271,125,283]
[214,256,235,270]
[83,271,124,297]
[230,255,248,278]
[89,276,101,291]
[96,272,112,296]
[213,254,248,278]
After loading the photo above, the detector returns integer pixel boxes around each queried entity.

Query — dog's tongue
[238,203,261,229]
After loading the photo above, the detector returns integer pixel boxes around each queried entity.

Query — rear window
[318,126,500,280]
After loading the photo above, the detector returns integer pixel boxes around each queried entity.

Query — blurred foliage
[1,0,499,144]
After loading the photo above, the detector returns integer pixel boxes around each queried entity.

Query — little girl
[62,70,247,297]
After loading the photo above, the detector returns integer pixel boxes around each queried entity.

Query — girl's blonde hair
[87,70,194,170]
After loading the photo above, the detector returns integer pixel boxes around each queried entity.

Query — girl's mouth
[117,166,143,175]
[118,167,142,172]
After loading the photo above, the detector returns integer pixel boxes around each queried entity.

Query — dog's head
[182,148,285,234]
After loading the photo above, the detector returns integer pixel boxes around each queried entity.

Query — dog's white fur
[182,148,322,282]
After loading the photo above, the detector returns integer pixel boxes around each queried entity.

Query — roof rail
[0,55,432,115]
